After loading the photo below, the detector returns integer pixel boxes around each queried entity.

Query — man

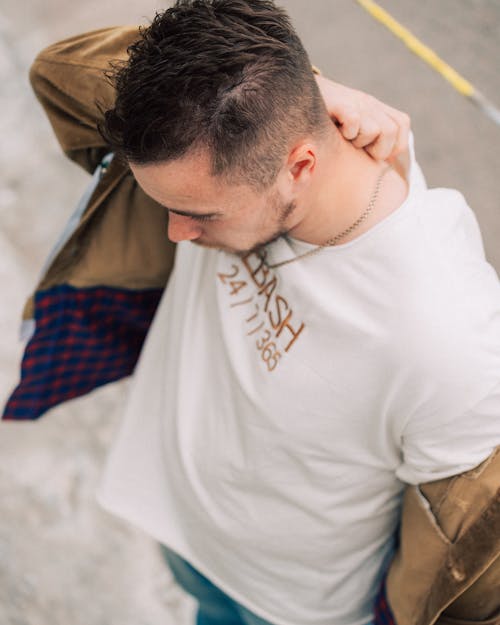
[4,1,500,625]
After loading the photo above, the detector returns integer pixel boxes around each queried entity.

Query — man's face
[130,149,299,255]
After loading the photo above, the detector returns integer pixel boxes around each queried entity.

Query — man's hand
[315,74,410,162]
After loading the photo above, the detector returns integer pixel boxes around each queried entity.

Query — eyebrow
[166,206,221,219]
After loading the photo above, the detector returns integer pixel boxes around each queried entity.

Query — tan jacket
[8,26,500,625]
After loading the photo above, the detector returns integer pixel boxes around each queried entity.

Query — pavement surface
[0,1,499,624]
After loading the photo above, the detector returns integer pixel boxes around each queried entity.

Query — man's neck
[287,132,409,246]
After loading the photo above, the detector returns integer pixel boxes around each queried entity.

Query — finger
[373,104,411,154]
[336,108,361,141]
[365,137,397,161]
[385,108,411,157]
[363,118,399,160]
[350,117,381,149]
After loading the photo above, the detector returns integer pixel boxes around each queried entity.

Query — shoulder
[388,186,500,334]
[417,187,486,255]
[381,191,500,427]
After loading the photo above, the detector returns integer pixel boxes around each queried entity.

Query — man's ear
[287,143,317,186]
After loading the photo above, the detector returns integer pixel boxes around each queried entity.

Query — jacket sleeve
[1,26,176,422]
[385,446,500,625]
[29,26,140,174]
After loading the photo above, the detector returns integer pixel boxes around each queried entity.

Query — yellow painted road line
[355,0,500,126]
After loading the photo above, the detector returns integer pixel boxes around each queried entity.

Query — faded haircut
[101,0,331,190]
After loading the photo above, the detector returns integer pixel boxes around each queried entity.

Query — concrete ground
[0,1,498,624]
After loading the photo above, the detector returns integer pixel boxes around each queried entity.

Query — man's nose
[167,212,203,243]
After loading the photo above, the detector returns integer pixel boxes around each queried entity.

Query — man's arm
[29,26,139,173]
[30,26,410,174]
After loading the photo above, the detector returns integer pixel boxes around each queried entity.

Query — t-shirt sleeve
[389,185,500,485]
[396,379,500,484]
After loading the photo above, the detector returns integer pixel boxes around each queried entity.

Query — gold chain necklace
[264,164,391,269]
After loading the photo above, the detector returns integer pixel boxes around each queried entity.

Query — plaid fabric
[374,577,397,625]
[2,284,163,420]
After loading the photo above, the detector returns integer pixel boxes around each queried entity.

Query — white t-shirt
[97,140,500,625]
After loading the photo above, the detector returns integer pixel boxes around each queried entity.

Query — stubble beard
[192,198,298,257]
[243,198,297,256]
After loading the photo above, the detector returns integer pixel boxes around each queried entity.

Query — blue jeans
[161,545,376,625]
[160,545,275,625]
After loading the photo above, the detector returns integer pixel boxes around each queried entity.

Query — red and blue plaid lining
[2,284,162,420]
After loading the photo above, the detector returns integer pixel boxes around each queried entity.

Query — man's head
[102,0,333,253]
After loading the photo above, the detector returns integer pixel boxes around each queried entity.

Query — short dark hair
[101,0,330,189]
